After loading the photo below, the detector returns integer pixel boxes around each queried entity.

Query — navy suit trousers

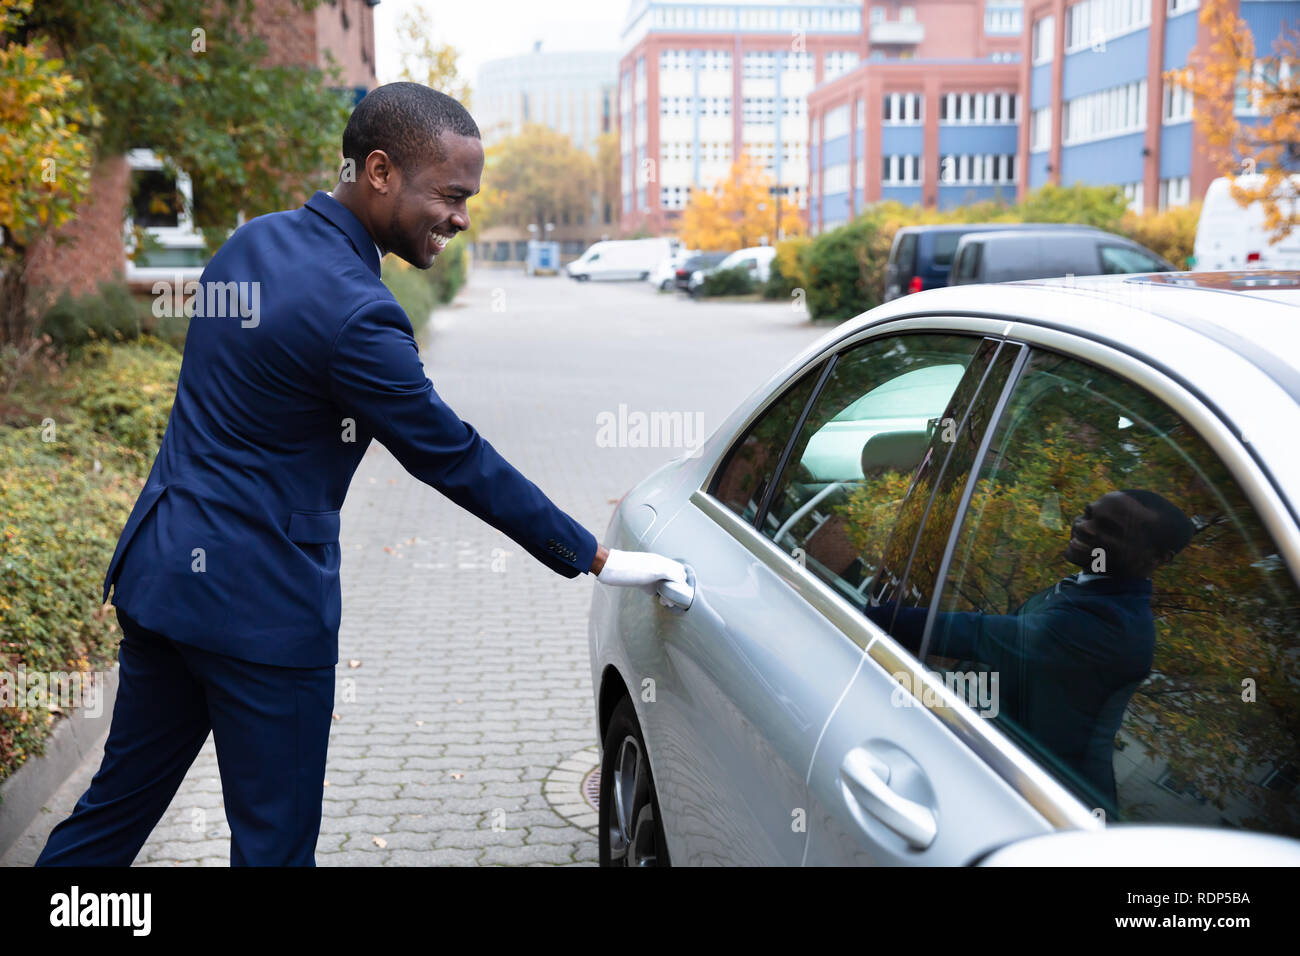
[35,609,335,866]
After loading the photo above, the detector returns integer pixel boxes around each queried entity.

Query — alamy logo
[49,886,151,936]
[151,275,261,327]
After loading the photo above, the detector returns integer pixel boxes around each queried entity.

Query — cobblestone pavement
[3,267,829,866]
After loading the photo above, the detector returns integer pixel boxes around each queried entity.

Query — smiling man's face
[385,131,483,269]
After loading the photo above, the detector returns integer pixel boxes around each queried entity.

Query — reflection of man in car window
[869,489,1196,818]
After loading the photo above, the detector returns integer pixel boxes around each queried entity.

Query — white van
[1193,174,1300,271]
[567,238,679,281]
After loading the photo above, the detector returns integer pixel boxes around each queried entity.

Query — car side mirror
[977,826,1300,866]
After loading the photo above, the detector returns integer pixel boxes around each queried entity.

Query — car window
[895,233,918,276]
[1100,244,1166,274]
[915,348,1300,835]
[709,364,823,524]
[756,334,995,613]
[955,243,981,282]
[932,232,961,267]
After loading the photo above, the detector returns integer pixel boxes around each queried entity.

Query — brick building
[26,0,378,303]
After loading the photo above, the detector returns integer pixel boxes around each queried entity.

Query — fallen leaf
[415,720,424,726]
[450,772,464,781]
[331,712,341,721]
[372,836,387,848]
[348,659,362,669]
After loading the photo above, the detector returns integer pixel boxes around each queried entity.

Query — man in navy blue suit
[868,489,1196,819]
[36,83,684,866]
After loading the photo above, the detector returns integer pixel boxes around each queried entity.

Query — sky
[373,0,629,89]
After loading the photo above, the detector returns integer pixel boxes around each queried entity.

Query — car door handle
[655,562,695,611]
[839,746,938,850]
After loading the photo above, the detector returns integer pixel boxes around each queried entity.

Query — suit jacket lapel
[304,191,382,277]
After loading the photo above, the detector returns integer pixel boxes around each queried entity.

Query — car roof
[897,222,1102,236]
[957,229,1119,245]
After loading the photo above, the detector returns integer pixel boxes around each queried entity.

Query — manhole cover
[583,767,601,810]
[542,746,601,832]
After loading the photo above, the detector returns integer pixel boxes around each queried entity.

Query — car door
[640,330,1000,865]
[808,335,1300,864]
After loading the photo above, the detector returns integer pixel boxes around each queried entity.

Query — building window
[938,153,1018,185]
[1065,0,1151,54]
[985,1,1024,35]
[882,154,923,185]
[742,96,777,124]
[824,50,860,79]
[823,103,851,140]
[1158,176,1191,210]
[940,91,1019,124]
[1062,79,1147,144]
[743,51,776,79]
[870,5,887,24]
[1032,15,1055,65]
[1030,106,1053,152]
[1163,80,1193,123]
[883,92,924,124]
[124,148,208,278]
[1122,181,1144,213]
[822,163,850,195]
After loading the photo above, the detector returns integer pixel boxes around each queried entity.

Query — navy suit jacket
[875,573,1155,816]
[104,191,597,667]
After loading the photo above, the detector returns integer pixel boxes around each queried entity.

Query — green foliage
[799,218,882,321]
[38,280,142,350]
[1121,202,1202,268]
[428,239,467,305]
[699,264,758,297]
[1015,182,1130,230]
[0,337,179,783]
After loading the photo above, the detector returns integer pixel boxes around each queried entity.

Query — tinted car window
[757,334,991,613]
[954,243,982,282]
[1100,244,1167,274]
[895,233,918,275]
[709,364,822,524]
[932,232,961,266]
[914,349,1300,835]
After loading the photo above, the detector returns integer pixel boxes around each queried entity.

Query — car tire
[639,271,650,281]
[598,695,670,867]
[575,274,589,282]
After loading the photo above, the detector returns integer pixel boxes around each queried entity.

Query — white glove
[597,549,688,598]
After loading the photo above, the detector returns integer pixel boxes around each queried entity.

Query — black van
[884,222,1103,301]
[949,229,1175,285]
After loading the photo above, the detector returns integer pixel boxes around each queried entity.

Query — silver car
[588,271,1300,866]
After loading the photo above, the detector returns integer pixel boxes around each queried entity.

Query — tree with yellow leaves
[678,152,804,251]
[394,1,472,108]
[1168,0,1300,243]
[0,0,97,344]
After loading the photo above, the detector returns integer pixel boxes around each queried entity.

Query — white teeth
[432,233,452,250]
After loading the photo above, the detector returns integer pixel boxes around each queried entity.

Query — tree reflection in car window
[710,364,821,525]
[758,334,993,612]
[907,349,1300,836]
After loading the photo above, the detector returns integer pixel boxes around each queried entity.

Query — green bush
[38,281,144,350]
[0,338,179,785]
[429,240,467,304]
[700,265,757,297]
[800,218,884,321]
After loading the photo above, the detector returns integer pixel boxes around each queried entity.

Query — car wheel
[599,695,670,867]
[639,271,650,281]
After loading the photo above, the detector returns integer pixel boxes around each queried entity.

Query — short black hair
[1121,489,1197,555]
[342,82,480,173]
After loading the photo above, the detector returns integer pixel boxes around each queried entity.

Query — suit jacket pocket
[287,509,341,544]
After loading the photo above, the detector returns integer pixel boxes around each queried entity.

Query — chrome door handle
[655,562,695,611]
[839,746,937,849]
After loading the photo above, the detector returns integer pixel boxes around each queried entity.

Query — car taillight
[1246,251,1261,264]
[675,269,688,277]
[908,276,923,294]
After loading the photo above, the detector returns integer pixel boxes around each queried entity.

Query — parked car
[1194,174,1300,271]
[687,246,776,298]
[884,222,1104,300]
[949,229,1174,285]
[567,238,679,281]
[649,248,698,291]
[674,251,728,292]
[589,270,1300,866]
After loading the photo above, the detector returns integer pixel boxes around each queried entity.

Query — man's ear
[364,150,398,195]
